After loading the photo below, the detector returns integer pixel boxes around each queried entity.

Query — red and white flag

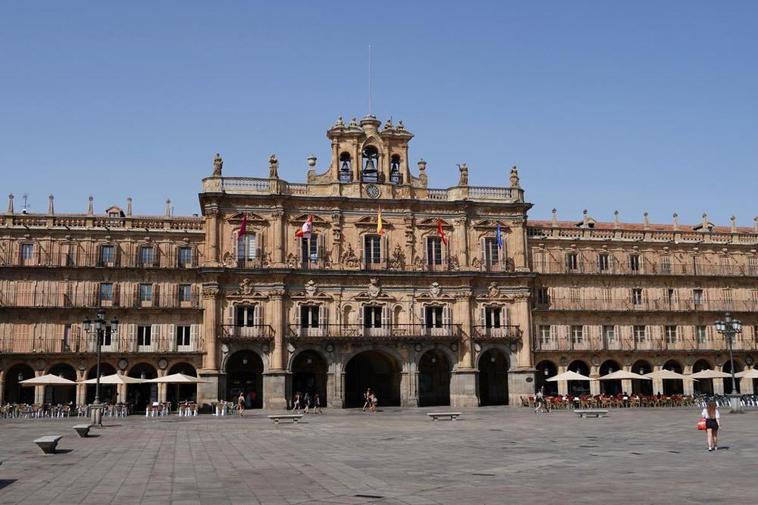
[239,213,248,237]
[436,219,448,246]
[295,215,313,239]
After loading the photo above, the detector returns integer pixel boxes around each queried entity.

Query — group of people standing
[362,388,378,413]
[291,391,323,414]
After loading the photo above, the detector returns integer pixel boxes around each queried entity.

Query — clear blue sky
[2,1,756,226]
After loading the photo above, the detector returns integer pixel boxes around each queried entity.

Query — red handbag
[697,418,706,430]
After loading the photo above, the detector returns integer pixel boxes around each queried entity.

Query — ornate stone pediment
[289,214,330,226]
[418,218,452,229]
[416,282,454,301]
[226,278,268,300]
[475,282,515,302]
[227,212,269,225]
[472,219,511,231]
[354,215,392,229]
[353,278,395,302]
[290,280,333,300]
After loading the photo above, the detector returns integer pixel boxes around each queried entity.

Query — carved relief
[389,244,405,270]
[367,278,381,298]
[341,243,360,268]
[305,280,317,297]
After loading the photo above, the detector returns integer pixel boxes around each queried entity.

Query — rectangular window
[425,306,444,328]
[693,289,704,305]
[754,326,758,343]
[139,246,155,267]
[99,283,113,302]
[539,325,552,344]
[426,237,443,265]
[300,235,318,264]
[139,283,153,302]
[99,245,115,265]
[237,234,257,263]
[597,253,610,272]
[235,306,256,327]
[667,288,676,304]
[660,256,671,274]
[749,257,758,276]
[603,325,615,342]
[634,325,646,342]
[629,254,641,272]
[178,284,191,302]
[300,305,319,328]
[363,306,383,328]
[63,324,71,351]
[20,243,34,261]
[178,246,193,267]
[665,325,678,343]
[631,288,643,305]
[696,325,708,344]
[137,325,152,347]
[484,238,499,266]
[99,326,112,347]
[569,287,581,301]
[484,307,502,328]
[570,325,583,343]
[176,325,191,347]
[536,287,550,306]
[566,252,578,271]
[364,235,382,264]
[723,288,733,303]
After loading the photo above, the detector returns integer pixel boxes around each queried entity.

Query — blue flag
[496,223,503,249]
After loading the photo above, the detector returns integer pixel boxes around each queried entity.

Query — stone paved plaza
[0,407,756,505]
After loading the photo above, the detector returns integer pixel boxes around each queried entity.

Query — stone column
[589,366,600,395]
[272,210,284,265]
[510,220,529,272]
[451,291,478,407]
[713,367,725,394]
[157,370,167,403]
[557,365,568,395]
[683,365,695,396]
[400,369,417,407]
[206,207,220,266]
[0,370,5,405]
[197,283,221,408]
[651,365,663,394]
[263,289,287,409]
[75,369,86,405]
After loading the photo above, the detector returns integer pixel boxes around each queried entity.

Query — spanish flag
[376,208,385,235]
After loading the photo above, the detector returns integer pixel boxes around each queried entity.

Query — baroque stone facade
[1,116,756,409]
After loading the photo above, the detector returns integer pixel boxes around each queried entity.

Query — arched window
[362,145,379,182]
[390,155,402,184]
[339,152,352,182]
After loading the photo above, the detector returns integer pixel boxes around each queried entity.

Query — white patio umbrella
[689,369,732,379]
[20,374,77,386]
[80,373,144,384]
[645,369,693,381]
[735,368,758,379]
[143,373,207,384]
[546,370,595,382]
[598,370,650,381]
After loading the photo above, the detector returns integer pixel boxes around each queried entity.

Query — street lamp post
[714,312,743,413]
[83,310,119,426]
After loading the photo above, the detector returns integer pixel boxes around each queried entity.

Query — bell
[363,157,377,174]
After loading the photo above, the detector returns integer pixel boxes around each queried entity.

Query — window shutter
[128,324,137,353]
[253,304,262,327]
[225,304,233,326]
[479,306,486,328]
[151,324,160,351]
[502,306,509,327]
[381,305,390,329]
[420,305,426,330]
[319,304,327,327]
[169,324,177,351]
[295,305,301,335]
[442,305,451,327]
[190,324,199,350]
[318,234,325,263]
[382,235,388,266]
[480,237,486,269]
[359,305,365,328]
[154,283,160,307]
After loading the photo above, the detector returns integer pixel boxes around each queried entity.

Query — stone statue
[341,243,360,268]
[389,244,405,270]
[213,153,223,177]
[510,165,520,188]
[457,163,469,187]
[269,154,279,179]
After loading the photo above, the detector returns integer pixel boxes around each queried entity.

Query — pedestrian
[362,388,372,412]
[292,392,301,412]
[535,386,547,414]
[369,391,378,413]
[702,400,721,451]
[313,393,323,414]
[237,392,245,417]
[303,392,311,414]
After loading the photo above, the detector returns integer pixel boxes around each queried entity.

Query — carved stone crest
[368,278,381,298]
[238,278,254,296]
[487,282,500,298]
[429,282,442,298]
[341,243,360,268]
[305,280,317,297]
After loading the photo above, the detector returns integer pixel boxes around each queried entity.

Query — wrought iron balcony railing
[472,325,522,342]
[287,323,462,342]
[0,335,203,354]
[533,336,758,352]
[220,325,275,341]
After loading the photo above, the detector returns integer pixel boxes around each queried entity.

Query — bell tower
[325,115,414,185]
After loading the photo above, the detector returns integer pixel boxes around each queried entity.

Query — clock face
[366,184,381,199]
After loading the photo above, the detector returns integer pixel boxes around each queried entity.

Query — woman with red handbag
[700,401,721,451]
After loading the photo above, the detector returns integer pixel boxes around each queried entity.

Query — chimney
[126,197,133,217]
[87,196,94,216]
[165,199,172,217]
[7,193,13,214]
[672,213,679,231]
[551,208,558,227]
[730,216,737,233]
[48,194,54,215]
[643,211,649,230]
[613,210,620,228]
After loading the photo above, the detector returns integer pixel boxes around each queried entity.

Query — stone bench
[575,409,609,418]
[34,435,63,454]
[73,424,93,438]
[268,414,303,424]
[427,412,462,421]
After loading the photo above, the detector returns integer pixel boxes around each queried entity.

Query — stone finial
[643,211,650,229]
[754,217,758,232]
[673,213,679,231]
[212,153,223,177]
[269,154,279,178]
[729,215,737,233]
[582,209,590,226]
[397,120,405,130]
[165,198,172,217]
[457,163,469,187]
[48,194,54,215]
[702,213,708,227]
[306,154,317,169]
[87,196,94,216]
[7,193,13,214]
[551,208,558,227]
[126,197,133,217]
[383,118,393,130]
[509,165,521,188]
[613,210,620,228]
[348,117,358,127]
[417,159,427,172]
[334,115,344,128]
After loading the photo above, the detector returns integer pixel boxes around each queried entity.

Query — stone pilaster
[507,368,535,406]
[400,370,418,407]
[450,369,478,407]
[263,372,288,410]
